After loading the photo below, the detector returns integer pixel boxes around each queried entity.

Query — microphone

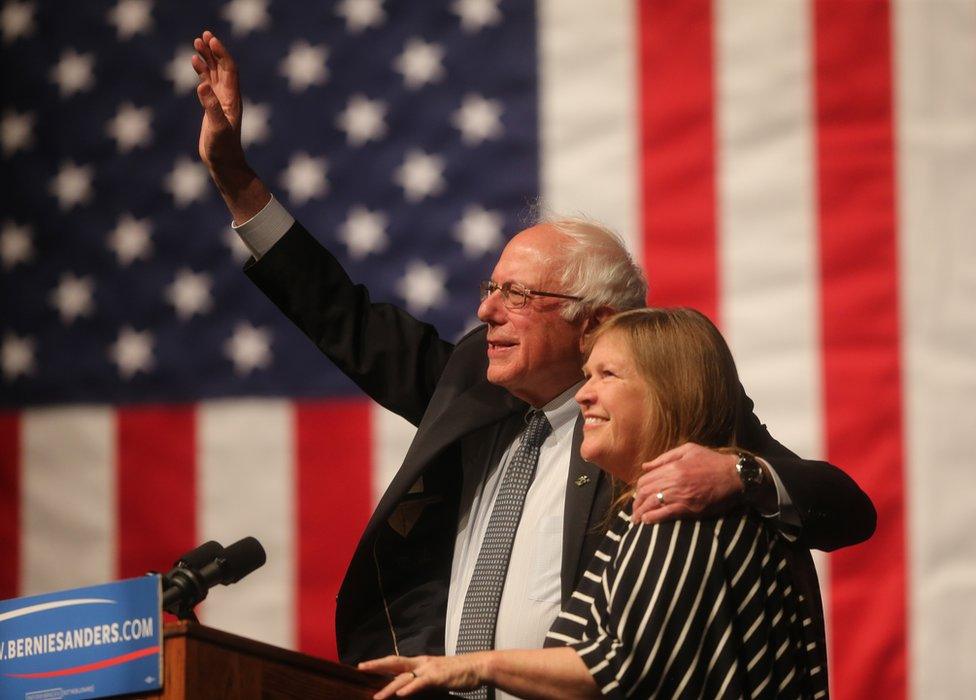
[160,537,267,619]
[198,536,266,585]
[171,540,224,572]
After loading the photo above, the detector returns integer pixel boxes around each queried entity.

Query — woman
[360,308,828,699]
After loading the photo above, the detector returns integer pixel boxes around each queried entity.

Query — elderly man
[191,31,875,673]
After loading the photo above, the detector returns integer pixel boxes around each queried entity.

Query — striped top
[545,505,828,699]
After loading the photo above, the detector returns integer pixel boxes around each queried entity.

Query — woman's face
[575,332,654,482]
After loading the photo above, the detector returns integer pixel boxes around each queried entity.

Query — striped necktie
[455,410,553,699]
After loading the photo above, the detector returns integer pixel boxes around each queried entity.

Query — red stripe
[5,645,159,679]
[0,412,19,599]
[638,0,719,321]
[295,399,372,660]
[116,406,197,580]
[813,2,906,698]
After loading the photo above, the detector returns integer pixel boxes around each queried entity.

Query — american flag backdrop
[1,0,974,697]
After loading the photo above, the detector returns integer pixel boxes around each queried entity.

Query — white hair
[537,212,648,321]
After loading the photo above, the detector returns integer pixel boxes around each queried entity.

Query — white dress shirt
[445,384,581,700]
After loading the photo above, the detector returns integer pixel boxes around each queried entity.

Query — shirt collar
[537,381,584,435]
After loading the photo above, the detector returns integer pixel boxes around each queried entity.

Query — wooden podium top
[129,621,450,699]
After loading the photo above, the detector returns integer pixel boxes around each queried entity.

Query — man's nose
[477,289,507,324]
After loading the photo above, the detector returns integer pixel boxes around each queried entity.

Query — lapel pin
[574,475,590,487]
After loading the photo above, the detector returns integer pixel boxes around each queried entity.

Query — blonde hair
[586,308,745,508]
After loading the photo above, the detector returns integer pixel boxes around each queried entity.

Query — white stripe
[715,0,822,459]
[713,0,830,652]
[743,608,766,644]
[777,667,796,692]
[0,598,114,623]
[197,399,295,650]
[894,2,976,698]
[572,590,595,604]
[736,579,761,616]
[22,407,115,594]
[746,644,766,672]
[713,660,739,699]
[731,526,761,589]
[557,610,588,625]
[371,405,416,507]
[705,614,734,677]
[588,597,603,630]
[537,0,639,253]
[578,637,604,657]
[723,515,746,559]
[753,670,772,697]
[775,636,790,660]
[545,631,579,645]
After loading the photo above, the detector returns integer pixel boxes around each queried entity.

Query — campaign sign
[0,576,162,700]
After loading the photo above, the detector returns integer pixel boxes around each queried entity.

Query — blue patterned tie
[455,410,553,699]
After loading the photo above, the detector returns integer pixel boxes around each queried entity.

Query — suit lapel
[560,414,607,601]
[367,380,525,533]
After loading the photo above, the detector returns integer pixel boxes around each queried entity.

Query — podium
[128,621,451,699]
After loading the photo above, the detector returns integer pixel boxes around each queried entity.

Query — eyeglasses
[479,280,583,310]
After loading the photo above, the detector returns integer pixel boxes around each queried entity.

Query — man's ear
[578,306,615,350]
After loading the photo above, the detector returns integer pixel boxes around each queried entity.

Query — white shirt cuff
[759,457,801,540]
[232,195,295,260]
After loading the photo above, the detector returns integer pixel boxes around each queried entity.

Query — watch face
[737,455,763,486]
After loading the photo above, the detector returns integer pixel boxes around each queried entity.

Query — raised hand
[191,31,245,172]
[190,30,269,224]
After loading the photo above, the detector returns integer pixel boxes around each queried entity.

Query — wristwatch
[735,452,764,496]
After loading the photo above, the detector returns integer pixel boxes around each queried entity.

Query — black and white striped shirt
[545,505,828,699]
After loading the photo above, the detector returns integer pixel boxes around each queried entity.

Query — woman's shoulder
[617,506,769,557]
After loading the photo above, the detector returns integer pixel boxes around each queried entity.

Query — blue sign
[0,577,162,700]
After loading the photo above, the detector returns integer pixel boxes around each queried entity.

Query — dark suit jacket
[246,222,875,664]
